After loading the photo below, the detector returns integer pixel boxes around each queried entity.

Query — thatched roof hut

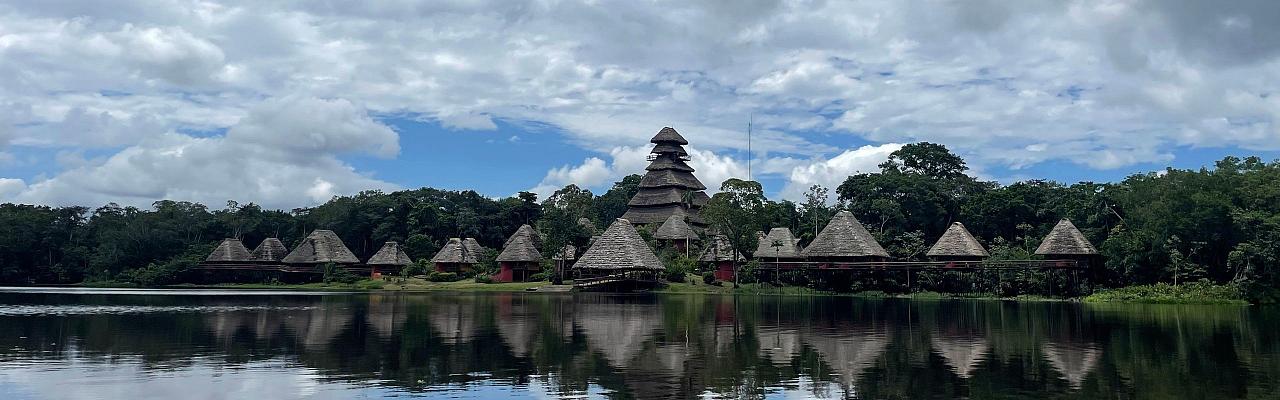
[206,238,253,263]
[463,238,486,256]
[282,229,360,264]
[753,228,804,259]
[574,218,664,271]
[497,224,543,263]
[927,222,989,258]
[250,238,288,262]
[653,214,697,241]
[699,234,744,262]
[801,211,888,259]
[367,241,413,266]
[432,238,478,264]
[1035,219,1098,256]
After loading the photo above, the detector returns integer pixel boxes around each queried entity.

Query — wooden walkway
[748,259,1089,271]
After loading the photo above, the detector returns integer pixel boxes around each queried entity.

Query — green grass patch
[1083,282,1248,305]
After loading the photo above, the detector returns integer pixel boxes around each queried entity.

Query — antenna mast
[747,114,753,182]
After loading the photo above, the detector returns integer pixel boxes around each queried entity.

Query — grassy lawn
[1082,282,1248,305]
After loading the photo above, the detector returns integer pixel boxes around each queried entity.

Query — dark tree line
[2,142,1279,300]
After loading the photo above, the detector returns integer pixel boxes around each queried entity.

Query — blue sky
[2,1,1279,209]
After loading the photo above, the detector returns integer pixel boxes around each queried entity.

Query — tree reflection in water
[0,290,1277,399]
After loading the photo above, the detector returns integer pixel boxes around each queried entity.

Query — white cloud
[527,156,612,198]
[780,143,903,202]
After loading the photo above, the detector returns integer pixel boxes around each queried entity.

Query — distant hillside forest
[2,143,1278,300]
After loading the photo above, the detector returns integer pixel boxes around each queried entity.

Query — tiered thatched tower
[622,127,709,227]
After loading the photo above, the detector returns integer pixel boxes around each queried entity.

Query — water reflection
[0,290,1277,399]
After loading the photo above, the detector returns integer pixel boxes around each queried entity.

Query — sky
[1,0,1279,210]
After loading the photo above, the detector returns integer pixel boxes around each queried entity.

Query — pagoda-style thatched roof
[1035,219,1098,255]
[699,234,744,262]
[282,229,360,264]
[645,156,695,172]
[574,218,664,271]
[432,238,478,264]
[801,211,888,259]
[638,169,706,190]
[651,143,690,157]
[206,238,253,262]
[251,238,288,262]
[628,187,691,207]
[927,222,989,258]
[622,204,704,226]
[650,126,689,145]
[653,214,697,240]
[496,224,543,263]
[367,241,413,266]
[754,228,804,259]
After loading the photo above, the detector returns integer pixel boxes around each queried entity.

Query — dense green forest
[2,143,1278,300]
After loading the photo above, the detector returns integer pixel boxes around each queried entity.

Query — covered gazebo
[1035,219,1099,267]
[282,229,361,268]
[653,214,698,253]
[205,238,253,266]
[753,228,804,262]
[495,224,543,282]
[250,238,289,264]
[366,241,413,277]
[800,211,889,263]
[927,222,989,261]
[574,218,665,282]
[431,238,478,273]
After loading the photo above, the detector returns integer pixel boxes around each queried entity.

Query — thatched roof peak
[574,218,664,270]
[699,234,744,262]
[801,211,888,258]
[207,238,253,262]
[577,217,597,234]
[650,126,689,145]
[433,238,478,264]
[463,238,486,256]
[251,238,288,262]
[282,229,360,264]
[496,224,543,262]
[654,214,697,240]
[928,222,989,258]
[368,241,413,266]
[754,227,804,259]
[1035,219,1098,255]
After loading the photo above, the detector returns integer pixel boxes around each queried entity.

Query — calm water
[0,288,1276,399]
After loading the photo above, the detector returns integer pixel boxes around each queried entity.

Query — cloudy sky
[2,0,1278,209]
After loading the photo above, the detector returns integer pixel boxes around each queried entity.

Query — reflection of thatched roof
[807,331,890,389]
[699,235,744,262]
[802,211,888,258]
[754,228,804,259]
[650,126,689,145]
[1035,219,1098,255]
[577,302,662,366]
[496,224,543,262]
[428,301,477,345]
[930,336,990,379]
[206,238,253,262]
[251,238,288,262]
[431,238,478,264]
[367,241,413,265]
[282,230,359,264]
[757,326,802,364]
[653,214,697,240]
[1042,342,1101,389]
[574,218,664,270]
[927,222,989,257]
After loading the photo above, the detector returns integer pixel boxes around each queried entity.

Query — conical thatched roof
[206,238,253,262]
[496,224,543,263]
[463,238,486,255]
[927,222,989,258]
[754,228,804,259]
[282,229,360,264]
[801,211,888,258]
[432,238,478,264]
[574,218,664,270]
[251,238,288,262]
[368,241,413,266]
[653,214,697,240]
[1035,219,1098,255]
[650,126,689,145]
[699,234,744,262]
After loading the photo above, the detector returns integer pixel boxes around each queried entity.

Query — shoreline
[52,279,1250,305]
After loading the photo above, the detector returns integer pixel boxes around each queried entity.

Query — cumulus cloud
[779,144,903,202]
[4,0,1280,207]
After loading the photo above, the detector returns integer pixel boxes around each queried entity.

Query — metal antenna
[747,114,753,182]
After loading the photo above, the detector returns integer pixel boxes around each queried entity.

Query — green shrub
[426,271,459,282]
[702,271,716,285]
[322,263,360,284]
[401,260,429,277]
[736,261,759,284]
[473,274,494,284]
[527,271,550,282]
[1083,282,1246,304]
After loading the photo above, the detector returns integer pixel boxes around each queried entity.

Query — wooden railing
[747,259,1088,271]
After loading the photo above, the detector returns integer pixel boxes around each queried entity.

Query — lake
[0,288,1276,399]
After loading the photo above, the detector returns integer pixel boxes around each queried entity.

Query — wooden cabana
[927,222,989,261]
[1035,219,1099,267]
[250,238,288,263]
[573,218,665,282]
[698,234,743,281]
[205,238,253,266]
[754,227,804,262]
[653,214,698,252]
[431,238,478,273]
[281,229,360,267]
[366,241,413,277]
[494,224,543,282]
[801,211,889,262]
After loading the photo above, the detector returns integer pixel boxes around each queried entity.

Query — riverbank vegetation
[1082,282,1248,305]
[3,143,1279,303]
